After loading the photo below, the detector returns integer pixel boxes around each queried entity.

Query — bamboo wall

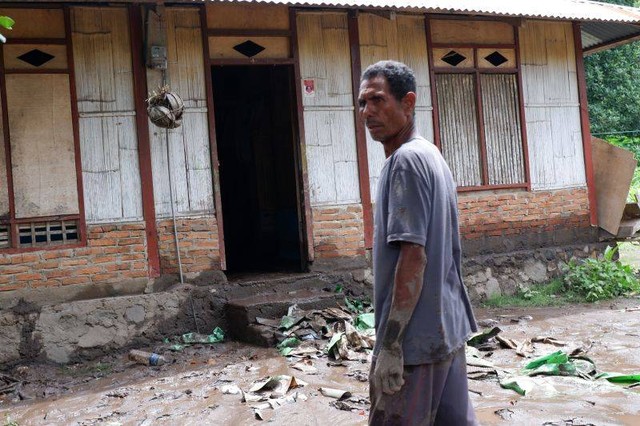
[147,8,214,217]
[72,7,143,223]
[358,13,434,199]
[520,21,586,190]
[297,12,361,206]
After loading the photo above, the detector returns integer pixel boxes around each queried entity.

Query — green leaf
[500,376,535,396]
[467,327,501,347]
[600,373,640,384]
[525,351,568,370]
[354,313,375,331]
[276,336,301,350]
[0,16,14,30]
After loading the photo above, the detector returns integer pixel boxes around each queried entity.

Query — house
[1,0,639,305]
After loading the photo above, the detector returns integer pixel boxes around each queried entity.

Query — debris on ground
[466,326,640,397]
[164,327,225,351]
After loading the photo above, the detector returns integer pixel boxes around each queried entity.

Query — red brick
[61,276,92,286]
[15,273,43,282]
[2,265,30,275]
[45,269,72,279]
[60,258,88,267]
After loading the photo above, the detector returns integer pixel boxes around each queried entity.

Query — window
[0,7,84,249]
[429,19,528,191]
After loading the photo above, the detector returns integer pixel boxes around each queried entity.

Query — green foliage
[482,280,572,308]
[563,246,640,302]
[585,0,640,135]
[0,16,14,30]
[605,136,640,200]
[0,16,13,44]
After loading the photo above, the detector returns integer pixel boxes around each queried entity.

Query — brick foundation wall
[156,215,221,275]
[0,222,149,292]
[458,188,591,239]
[312,204,366,259]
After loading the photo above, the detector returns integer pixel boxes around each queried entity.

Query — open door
[212,65,304,273]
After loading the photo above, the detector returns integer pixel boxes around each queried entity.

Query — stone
[363,269,374,286]
[125,305,146,324]
[524,260,547,284]
[351,269,365,283]
[501,278,518,296]
[485,278,501,299]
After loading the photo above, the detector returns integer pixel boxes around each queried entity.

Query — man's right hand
[373,346,405,395]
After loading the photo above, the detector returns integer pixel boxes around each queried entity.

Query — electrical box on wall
[149,45,167,70]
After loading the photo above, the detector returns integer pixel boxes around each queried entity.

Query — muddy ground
[1,299,640,426]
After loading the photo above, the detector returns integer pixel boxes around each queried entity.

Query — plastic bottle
[128,349,166,366]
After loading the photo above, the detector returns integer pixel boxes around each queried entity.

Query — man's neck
[383,122,418,158]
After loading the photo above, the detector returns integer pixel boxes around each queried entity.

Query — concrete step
[225,283,342,346]
[223,272,338,300]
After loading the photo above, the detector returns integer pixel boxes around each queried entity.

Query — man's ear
[402,92,417,115]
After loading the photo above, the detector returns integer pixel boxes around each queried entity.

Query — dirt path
[1,299,640,425]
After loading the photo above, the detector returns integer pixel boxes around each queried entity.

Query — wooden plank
[208,36,290,59]
[3,44,68,70]
[129,3,160,277]
[206,3,289,30]
[574,21,598,225]
[6,74,79,218]
[592,137,636,235]
[0,8,65,39]
[430,19,514,45]
[348,10,372,248]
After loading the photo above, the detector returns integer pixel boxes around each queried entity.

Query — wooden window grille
[17,220,79,248]
[0,223,9,248]
[430,33,527,191]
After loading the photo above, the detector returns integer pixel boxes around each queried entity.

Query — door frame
[200,4,313,270]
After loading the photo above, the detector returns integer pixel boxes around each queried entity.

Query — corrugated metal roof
[210,0,640,24]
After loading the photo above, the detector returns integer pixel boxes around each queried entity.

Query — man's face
[358,76,410,143]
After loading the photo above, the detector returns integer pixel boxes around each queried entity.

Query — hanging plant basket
[146,86,184,129]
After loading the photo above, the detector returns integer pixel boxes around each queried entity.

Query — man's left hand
[373,346,405,395]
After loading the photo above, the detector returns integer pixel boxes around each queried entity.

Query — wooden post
[348,10,373,249]
[573,21,598,226]
[129,4,161,277]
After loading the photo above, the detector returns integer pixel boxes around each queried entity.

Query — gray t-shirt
[373,136,477,365]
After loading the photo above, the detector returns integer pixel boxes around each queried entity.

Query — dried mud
[1,299,640,425]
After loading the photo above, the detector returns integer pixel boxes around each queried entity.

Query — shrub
[563,245,640,302]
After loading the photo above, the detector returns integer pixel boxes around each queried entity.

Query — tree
[584,0,640,135]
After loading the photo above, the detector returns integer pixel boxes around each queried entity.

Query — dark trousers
[369,347,478,426]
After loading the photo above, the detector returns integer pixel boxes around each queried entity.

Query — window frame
[426,16,531,192]
[0,5,86,252]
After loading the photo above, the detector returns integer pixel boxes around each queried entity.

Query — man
[358,60,478,425]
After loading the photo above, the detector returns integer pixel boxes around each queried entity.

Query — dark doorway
[212,65,303,272]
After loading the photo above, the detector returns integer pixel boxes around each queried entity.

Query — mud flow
[1,300,640,425]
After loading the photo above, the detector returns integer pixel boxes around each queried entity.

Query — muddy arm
[374,241,427,395]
